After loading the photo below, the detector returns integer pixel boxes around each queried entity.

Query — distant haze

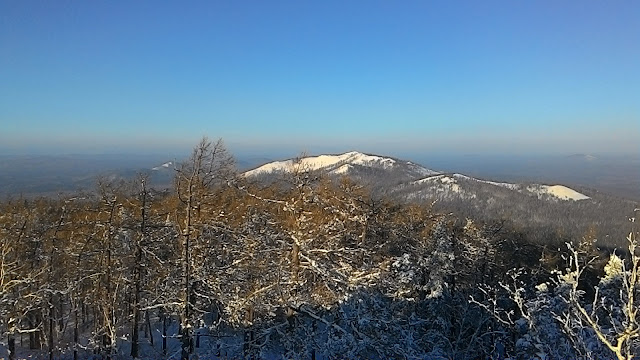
[1,151,638,201]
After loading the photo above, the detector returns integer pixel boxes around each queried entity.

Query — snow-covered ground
[331,164,353,175]
[412,175,462,193]
[527,185,591,201]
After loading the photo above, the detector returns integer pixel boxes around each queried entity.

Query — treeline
[0,138,638,359]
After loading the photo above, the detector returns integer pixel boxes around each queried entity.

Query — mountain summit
[244,151,439,179]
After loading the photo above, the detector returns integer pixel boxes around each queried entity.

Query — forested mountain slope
[246,151,636,249]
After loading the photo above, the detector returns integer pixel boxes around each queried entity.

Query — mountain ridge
[244,151,591,202]
[244,150,439,177]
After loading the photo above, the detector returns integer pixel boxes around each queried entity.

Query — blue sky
[1,0,638,156]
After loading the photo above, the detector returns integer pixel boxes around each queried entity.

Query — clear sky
[1,0,638,156]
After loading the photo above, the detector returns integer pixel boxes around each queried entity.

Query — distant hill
[394,173,590,202]
[244,151,439,187]
[244,151,591,202]
[407,153,640,200]
[245,151,637,248]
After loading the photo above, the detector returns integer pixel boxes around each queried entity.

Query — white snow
[452,173,472,180]
[151,161,173,171]
[244,151,401,176]
[412,174,588,201]
[244,151,442,179]
[483,180,520,190]
[452,174,521,190]
[415,166,440,176]
[440,176,455,184]
[527,185,590,201]
[412,175,444,185]
[348,152,397,167]
[331,164,353,175]
[411,175,461,193]
[439,176,461,193]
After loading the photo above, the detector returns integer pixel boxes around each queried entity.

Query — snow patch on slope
[452,174,520,190]
[452,174,589,200]
[245,151,368,176]
[482,180,520,190]
[152,161,173,171]
[412,174,444,185]
[411,174,589,201]
[412,175,461,193]
[331,164,353,175]
[527,185,590,201]
[415,167,440,177]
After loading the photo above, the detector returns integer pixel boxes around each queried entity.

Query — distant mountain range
[243,151,591,202]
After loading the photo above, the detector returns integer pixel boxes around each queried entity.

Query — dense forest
[1,138,638,359]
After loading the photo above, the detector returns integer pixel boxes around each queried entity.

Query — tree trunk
[181,323,191,360]
[49,301,54,360]
[104,240,112,358]
[28,312,42,349]
[292,242,300,282]
[130,245,142,358]
[131,179,148,359]
[311,319,317,360]
[82,300,86,324]
[74,305,78,360]
[131,304,139,358]
[57,297,64,332]
[181,199,192,360]
[8,333,15,360]
[162,313,167,355]
[146,310,153,346]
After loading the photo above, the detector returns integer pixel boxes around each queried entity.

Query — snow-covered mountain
[245,151,591,203]
[244,151,439,180]
[400,173,590,202]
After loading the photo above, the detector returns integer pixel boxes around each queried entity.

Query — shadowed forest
[1,138,638,359]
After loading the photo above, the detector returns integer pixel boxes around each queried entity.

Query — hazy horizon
[1,1,639,156]
[1,141,639,159]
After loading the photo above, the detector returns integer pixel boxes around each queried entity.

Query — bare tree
[129,175,149,359]
[174,137,234,360]
[561,227,639,360]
